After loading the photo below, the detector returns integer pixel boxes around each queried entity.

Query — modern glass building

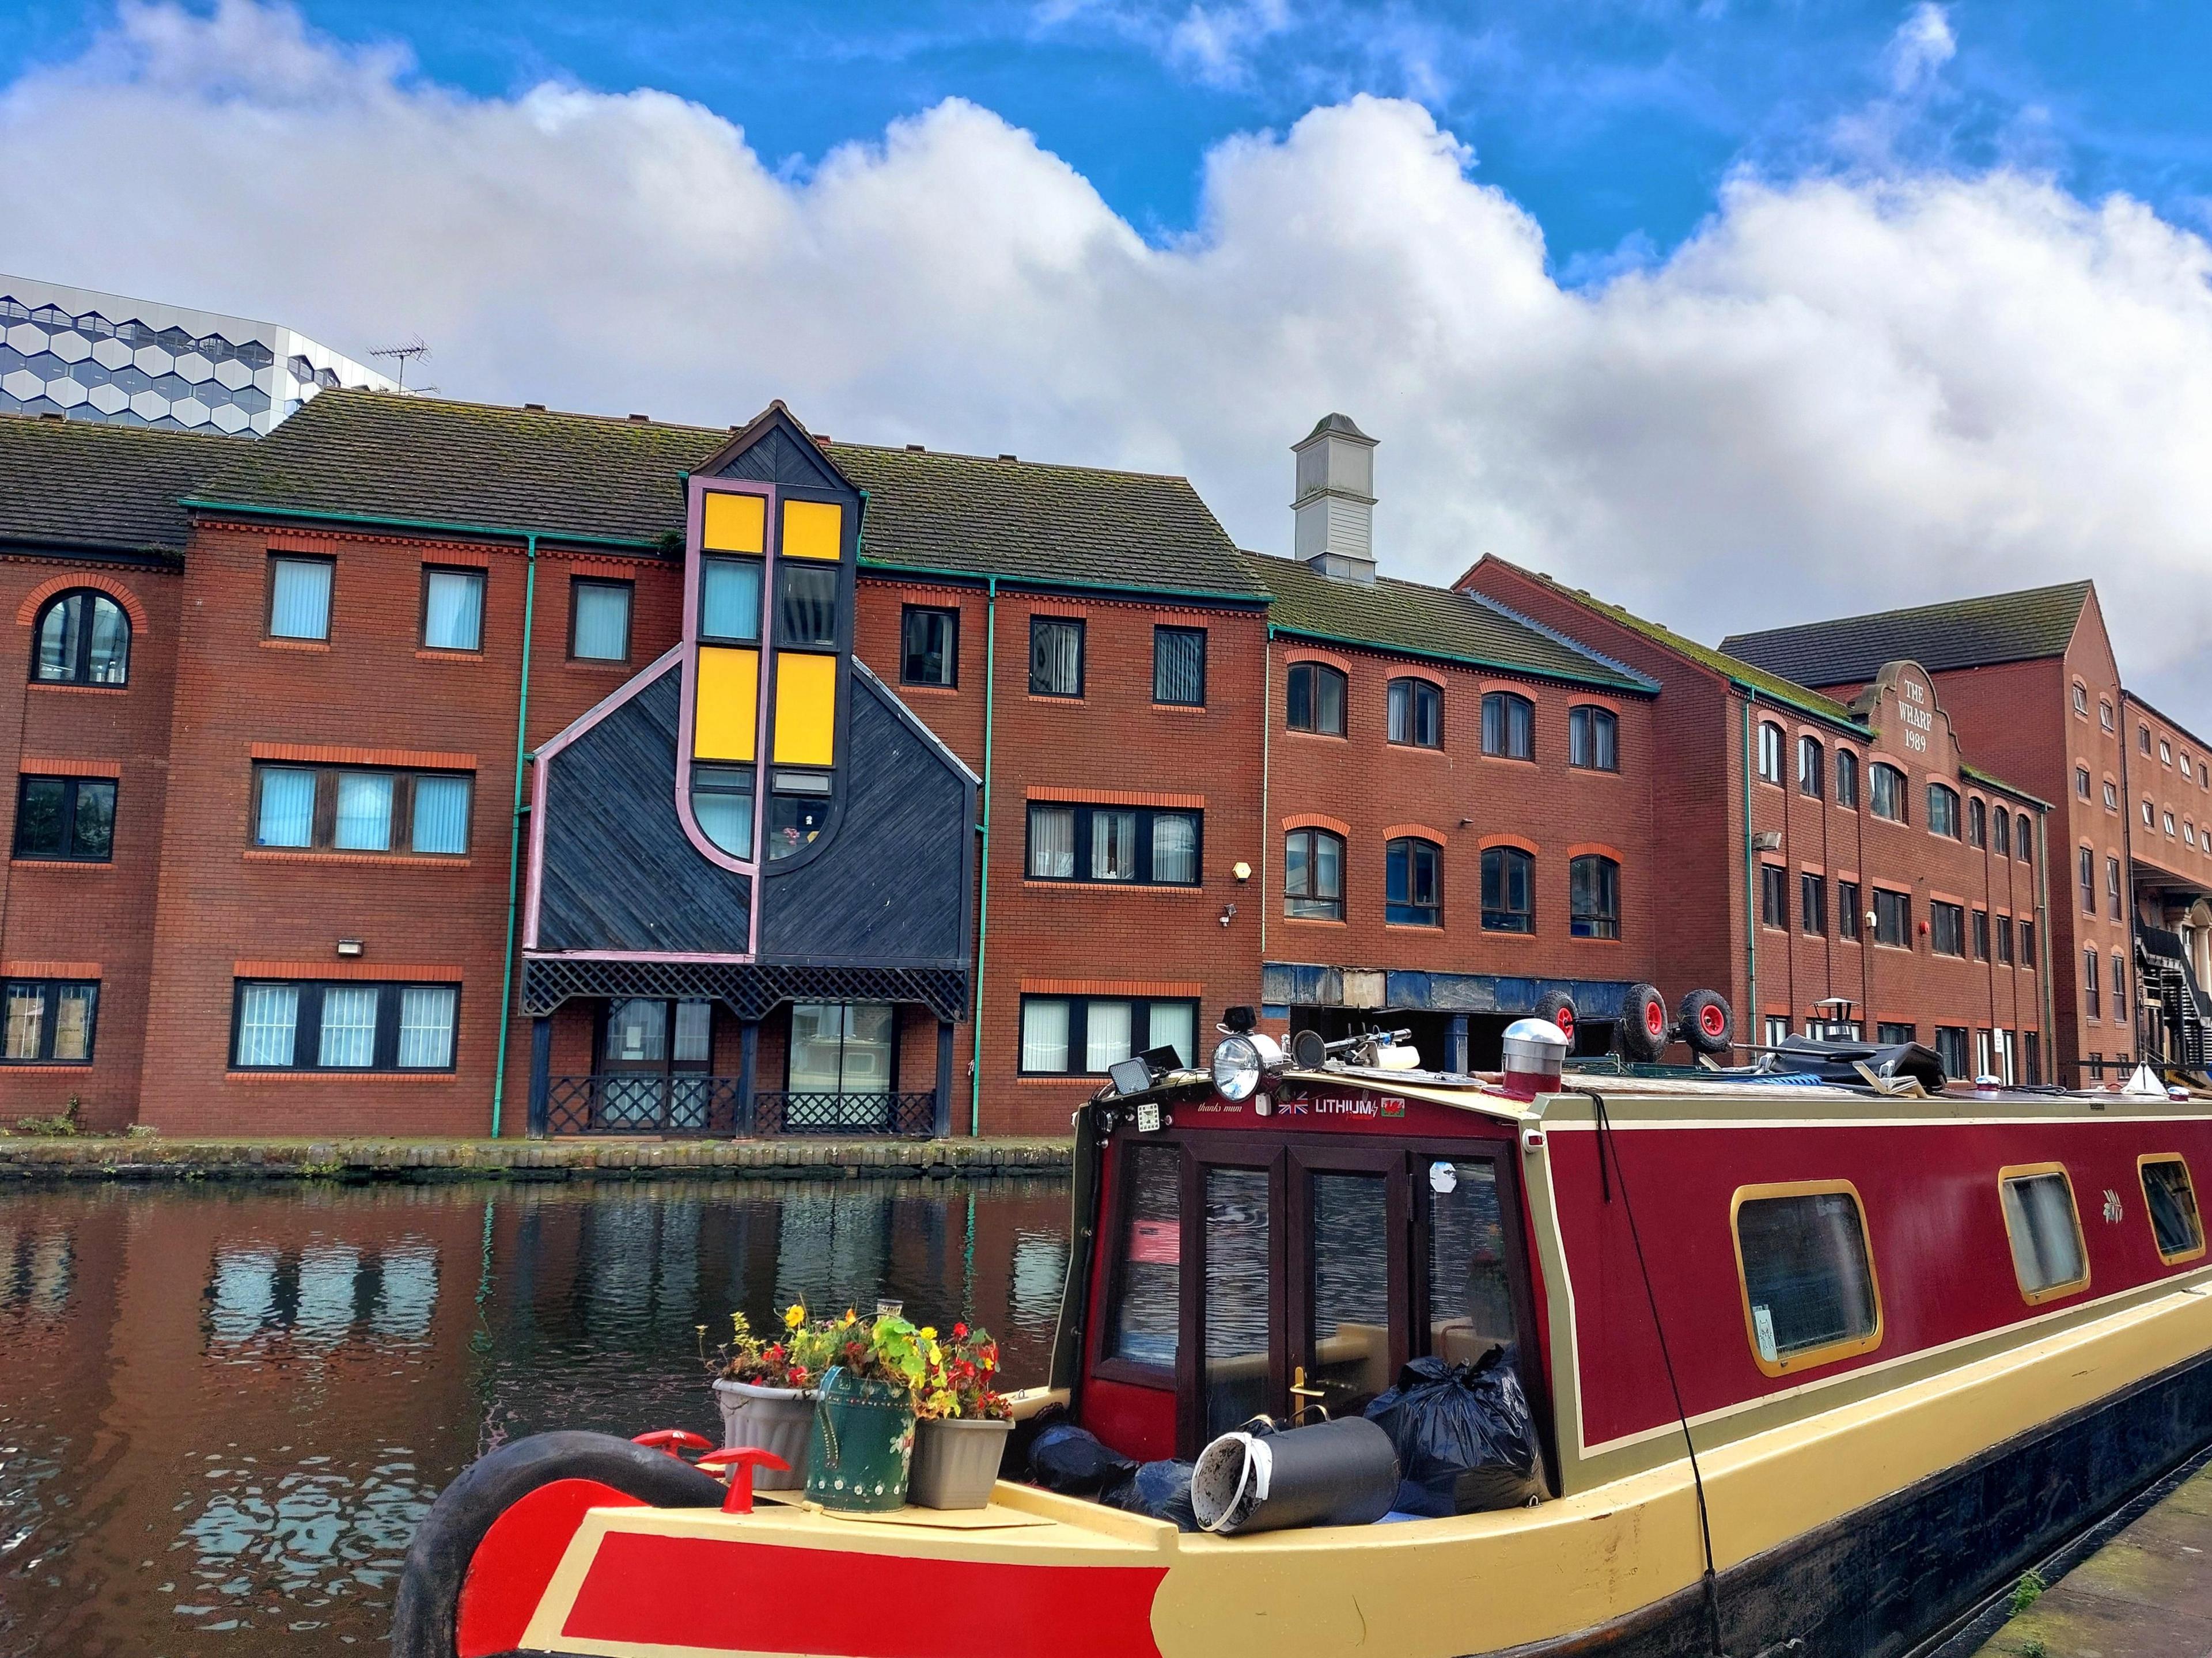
[0,273,393,437]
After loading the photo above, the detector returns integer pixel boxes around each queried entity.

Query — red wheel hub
[1646,1000,1666,1037]
[1700,1004,1726,1037]
[1556,1008,1575,1041]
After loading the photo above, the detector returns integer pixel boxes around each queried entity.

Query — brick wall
[2,557,180,1128]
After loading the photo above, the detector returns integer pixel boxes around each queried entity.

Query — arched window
[1797,735,1823,797]
[31,589,130,685]
[1482,692,1534,760]
[1967,797,1987,847]
[1569,854,1619,939]
[1480,845,1534,932]
[1757,721,1783,783]
[1387,678,1441,748]
[1284,827,1344,920]
[1927,784,1960,839]
[1569,705,1617,770]
[1835,749,1859,809]
[1384,837,1441,925]
[1286,663,1346,736]
[1870,763,1907,822]
[1994,805,2012,857]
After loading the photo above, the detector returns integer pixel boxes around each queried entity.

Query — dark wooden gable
[698,401,855,497]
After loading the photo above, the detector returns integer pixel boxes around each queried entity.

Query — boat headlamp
[1211,1031,1285,1102]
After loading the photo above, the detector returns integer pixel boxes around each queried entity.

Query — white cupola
[1292,413,1378,584]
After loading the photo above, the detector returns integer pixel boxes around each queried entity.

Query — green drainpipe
[491,533,540,1136]
[969,576,999,1137]
[1741,690,1758,1034]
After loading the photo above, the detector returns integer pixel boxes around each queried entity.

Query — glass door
[600,997,668,1128]
[1196,1161,1279,1444]
[1288,1148,1406,1424]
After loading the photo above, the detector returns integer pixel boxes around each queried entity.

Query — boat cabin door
[1192,1147,1412,1447]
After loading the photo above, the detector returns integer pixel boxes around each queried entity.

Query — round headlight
[1213,1034,1262,1101]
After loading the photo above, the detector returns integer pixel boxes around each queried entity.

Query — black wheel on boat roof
[1679,989,1734,1056]
[1616,982,1671,1062]
[1533,989,1577,1045]
[389,1430,725,1658]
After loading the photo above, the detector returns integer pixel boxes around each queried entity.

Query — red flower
[953,1323,969,1340]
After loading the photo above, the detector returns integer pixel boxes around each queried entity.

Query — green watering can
[804,1365,916,1512]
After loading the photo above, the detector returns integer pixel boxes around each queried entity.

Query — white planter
[713,1379,817,1489]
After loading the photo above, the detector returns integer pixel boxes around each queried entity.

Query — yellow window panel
[702,491,766,554]
[693,646,759,762]
[774,651,838,765]
[782,499,843,561]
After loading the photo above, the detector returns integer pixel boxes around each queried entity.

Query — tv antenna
[369,335,431,391]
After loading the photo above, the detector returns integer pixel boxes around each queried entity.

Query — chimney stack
[1292,413,1378,584]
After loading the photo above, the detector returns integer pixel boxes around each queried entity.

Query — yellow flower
[919,1326,937,1341]
[843,1308,858,1326]
[784,1304,806,1330]
[928,1342,942,1364]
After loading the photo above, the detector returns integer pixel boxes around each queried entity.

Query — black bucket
[1188,1417,1399,1535]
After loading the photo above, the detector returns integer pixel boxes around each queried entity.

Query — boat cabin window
[1204,1166,1274,1439]
[2141,1156,2207,1266]
[1732,1183,1882,1377]
[1106,1143,1181,1368]
[1998,1165,2090,1303]
[1426,1160,1517,1365]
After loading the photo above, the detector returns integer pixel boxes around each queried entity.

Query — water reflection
[0,1174,1068,1657]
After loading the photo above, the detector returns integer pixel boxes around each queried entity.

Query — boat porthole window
[1998,1164,2091,1304]
[2141,1156,2207,1267]
[1731,1182,1881,1376]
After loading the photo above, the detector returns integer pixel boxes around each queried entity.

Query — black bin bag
[1103,1460,1200,1531]
[1027,1422,1138,1497]
[1362,1348,1543,1515]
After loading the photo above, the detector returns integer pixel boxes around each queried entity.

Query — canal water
[0,1175,1071,1657]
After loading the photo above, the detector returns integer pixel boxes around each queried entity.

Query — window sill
[9,858,113,870]
[1025,693,1086,705]
[26,681,127,695]
[1019,879,1200,894]
[1387,742,1446,756]
[1570,933,1625,944]
[898,682,961,696]
[1570,765,1624,777]
[1016,1073,1110,1085]
[1382,920,1443,932]
[1150,703,1207,715]
[244,849,473,867]
[1479,926,1539,940]
[1479,753,1537,766]
[1,1063,95,1072]
[1283,727,1349,742]
[260,637,332,652]
[1281,913,1347,927]
[224,1070,460,1084]
[565,659,634,674]
[416,648,486,663]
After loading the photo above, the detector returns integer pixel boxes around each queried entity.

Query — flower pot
[909,1416,1013,1510]
[803,1367,916,1512]
[713,1379,816,1490]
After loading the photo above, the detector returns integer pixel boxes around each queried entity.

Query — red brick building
[1465,559,2055,1082]
[1723,583,2209,1082]
[3,393,2172,1135]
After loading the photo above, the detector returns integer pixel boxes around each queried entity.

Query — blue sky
[5,2,2212,705]
[8,1,2212,274]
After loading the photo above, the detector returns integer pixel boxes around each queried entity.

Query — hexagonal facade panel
[211,356,251,390]
[87,384,128,415]
[2,367,40,400]
[128,389,166,419]
[47,329,89,363]
[90,336,132,370]
[5,322,47,354]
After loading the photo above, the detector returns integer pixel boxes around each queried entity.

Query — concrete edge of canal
[0,1135,1075,1182]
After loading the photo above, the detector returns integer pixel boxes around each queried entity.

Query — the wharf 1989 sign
[1899,675,1933,753]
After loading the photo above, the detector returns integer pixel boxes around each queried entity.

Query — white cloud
[1885,3,1956,96]
[6,1,2212,711]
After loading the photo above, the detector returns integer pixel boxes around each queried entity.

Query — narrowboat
[395,1009,2212,1658]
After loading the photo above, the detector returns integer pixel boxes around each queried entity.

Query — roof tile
[1719,582,2092,687]
[0,412,236,556]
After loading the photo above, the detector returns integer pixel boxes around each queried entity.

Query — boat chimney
[1292,413,1378,583]
[1499,1018,1569,1102]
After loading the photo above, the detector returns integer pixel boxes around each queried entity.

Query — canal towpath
[0,1132,1073,1181]
[1967,1455,2212,1657]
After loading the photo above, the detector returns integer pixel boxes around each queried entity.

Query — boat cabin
[1049,1015,2212,1502]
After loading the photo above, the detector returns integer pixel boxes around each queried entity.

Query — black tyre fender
[1679,989,1734,1057]
[1616,982,1671,1063]
[390,1431,725,1658]
[1532,989,1577,1047]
